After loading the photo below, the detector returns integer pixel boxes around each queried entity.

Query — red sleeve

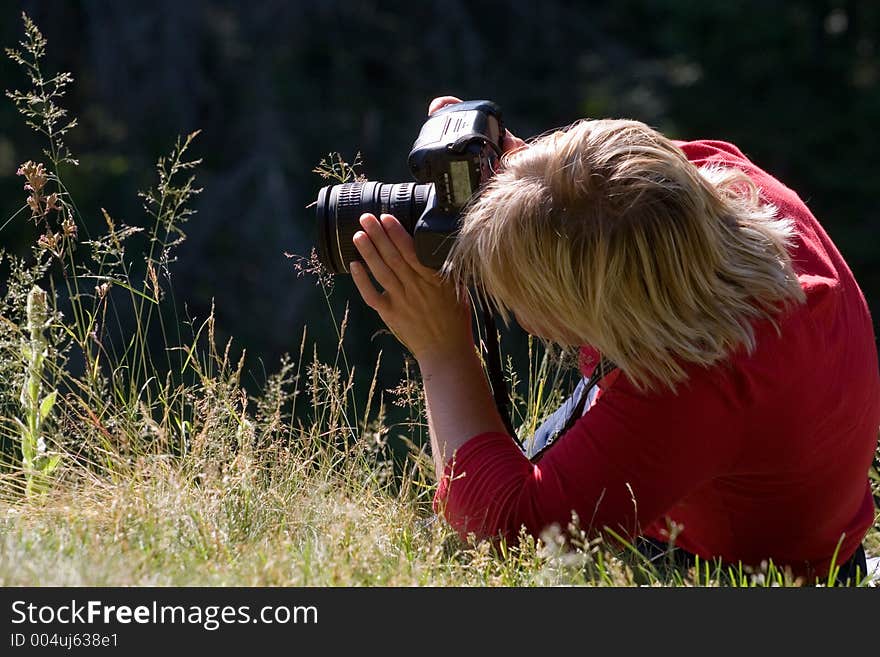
[433,366,742,542]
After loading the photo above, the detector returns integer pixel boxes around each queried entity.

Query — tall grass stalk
[14,285,60,496]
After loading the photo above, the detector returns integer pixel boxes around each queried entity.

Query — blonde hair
[445,119,806,391]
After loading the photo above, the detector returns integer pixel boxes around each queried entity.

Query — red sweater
[434,139,880,578]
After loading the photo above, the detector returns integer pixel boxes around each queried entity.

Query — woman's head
[445,119,805,391]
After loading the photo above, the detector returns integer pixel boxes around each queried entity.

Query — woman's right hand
[427,95,526,155]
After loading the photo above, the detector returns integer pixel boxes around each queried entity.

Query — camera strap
[477,298,618,456]
[478,302,519,445]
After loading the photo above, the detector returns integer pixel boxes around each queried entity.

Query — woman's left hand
[350,212,473,362]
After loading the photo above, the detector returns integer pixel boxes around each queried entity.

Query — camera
[314,100,505,273]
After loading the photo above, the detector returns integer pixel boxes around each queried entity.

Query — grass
[1,14,877,588]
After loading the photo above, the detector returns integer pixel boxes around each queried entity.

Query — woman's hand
[428,95,526,155]
[350,212,473,362]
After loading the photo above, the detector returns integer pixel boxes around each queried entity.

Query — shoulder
[674,138,841,285]
[672,139,751,167]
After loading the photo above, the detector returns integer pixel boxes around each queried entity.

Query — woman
[349,96,879,583]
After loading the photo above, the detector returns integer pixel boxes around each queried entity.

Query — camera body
[406,100,504,268]
[314,100,504,273]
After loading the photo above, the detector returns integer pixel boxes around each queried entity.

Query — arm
[420,348,507,475]
[349,211,507,476]
[434,368,739,542]
[352,95,523,473]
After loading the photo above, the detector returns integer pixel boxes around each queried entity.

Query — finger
[352,228,404,297]
[350,261,386,312]
[358,213,411,282]
[428,95,462,115]
[502,130,526,154]
[379,214,440,283]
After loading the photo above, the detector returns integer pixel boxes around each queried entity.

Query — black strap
[479,303,518,443]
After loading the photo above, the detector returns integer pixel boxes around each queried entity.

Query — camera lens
[315,181,431,274]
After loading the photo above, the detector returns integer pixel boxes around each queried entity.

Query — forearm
[419,347,509,477]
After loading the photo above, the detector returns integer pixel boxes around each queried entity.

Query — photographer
[349,96,880,583]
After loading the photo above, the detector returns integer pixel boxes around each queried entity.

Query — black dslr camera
[314,100,505,273]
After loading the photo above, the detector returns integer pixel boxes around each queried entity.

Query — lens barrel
[315,181,431,274]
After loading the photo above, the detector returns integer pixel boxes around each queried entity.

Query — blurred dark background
[2,1,878,407]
